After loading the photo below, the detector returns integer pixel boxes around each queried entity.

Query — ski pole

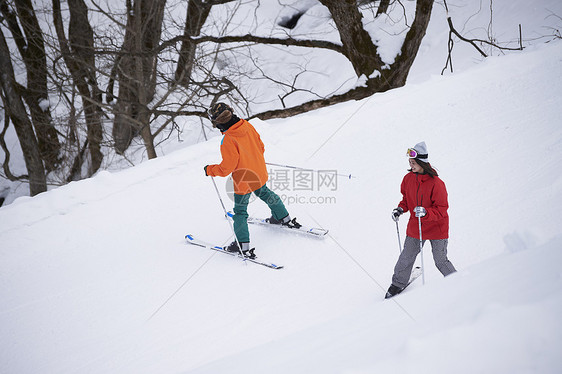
[266,162,354,179]
[395,221,402,254]
[418,216,426,285]
[210,176,247,263]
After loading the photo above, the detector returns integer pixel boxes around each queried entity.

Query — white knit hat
[412,141,430,163]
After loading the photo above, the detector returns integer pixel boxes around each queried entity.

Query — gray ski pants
[392,236,457,288]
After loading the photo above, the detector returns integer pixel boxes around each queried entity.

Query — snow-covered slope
[1,33,561,373]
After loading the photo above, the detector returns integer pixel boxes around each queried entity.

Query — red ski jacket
[398,172,449,240]
[206,119,268,195]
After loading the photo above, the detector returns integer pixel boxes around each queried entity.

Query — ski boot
[384,284,404,299]
[266,214,302,229]
[224,241,256,259]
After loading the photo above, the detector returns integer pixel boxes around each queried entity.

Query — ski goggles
[407,148,428,160]
[406,148,418,158]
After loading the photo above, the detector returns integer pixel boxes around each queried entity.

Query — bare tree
[52,0,104,176]
[110,0,166,157]
[173,0,434,119]
[382,0,434,87]
[81,0,434,154]
[0,27,47,195]
[0,0,61,171]
[0,0,439,198]
[175,0,217,86]
[441,0,524,75]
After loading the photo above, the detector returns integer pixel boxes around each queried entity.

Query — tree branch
[442,16,524,74]
[446,17,488,58]
[158,34,344,55]
[248,79,383,121]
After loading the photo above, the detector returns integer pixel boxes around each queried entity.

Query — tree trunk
[376,0,391,17]
[112,0,165,157]
[52,0,104,176]
[318,0,384,77]
[381,0,434,87]
[174,0,213,85]
[0,28,46,195]
[1,0,61,171]
[68,0,104,174]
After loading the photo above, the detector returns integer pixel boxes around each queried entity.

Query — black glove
[391,207,404,222]
[204,165,209,176]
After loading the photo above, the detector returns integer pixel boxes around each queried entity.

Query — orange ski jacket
[206,119,269,195]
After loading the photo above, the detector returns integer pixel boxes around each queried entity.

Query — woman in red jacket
[386,141,456,299]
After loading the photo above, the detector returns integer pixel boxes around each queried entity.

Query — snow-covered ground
[1,1,562,373]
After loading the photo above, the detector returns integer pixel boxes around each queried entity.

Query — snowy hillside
[1,36,561,373]
[2,1,562,373]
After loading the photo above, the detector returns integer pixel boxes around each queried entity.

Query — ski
[185,234,284,270]
[226,211,328,238]
[406,266,422,288]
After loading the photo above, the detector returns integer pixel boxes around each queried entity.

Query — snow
[38,98,50,112]
[1,1,562,373]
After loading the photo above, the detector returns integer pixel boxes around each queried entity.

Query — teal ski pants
[233,184,289,243]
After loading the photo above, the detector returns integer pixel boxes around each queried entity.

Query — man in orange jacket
[204,102,300,254]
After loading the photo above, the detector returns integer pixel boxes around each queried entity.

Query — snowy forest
[2,0,557,204]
